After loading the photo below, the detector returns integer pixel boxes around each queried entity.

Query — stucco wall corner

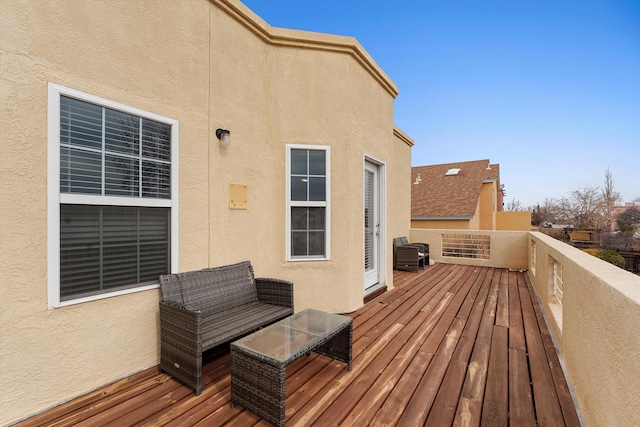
[393,126,414,147]
[214,0,398,98]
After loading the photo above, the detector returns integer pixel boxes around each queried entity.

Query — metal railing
[552,258,564,305]
[441,233,490,259]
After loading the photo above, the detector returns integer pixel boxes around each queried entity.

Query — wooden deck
[15,264,582,426]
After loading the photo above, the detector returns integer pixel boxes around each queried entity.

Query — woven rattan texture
[230,311,352,426]
[393,237,429,272]
[158,261,293,395]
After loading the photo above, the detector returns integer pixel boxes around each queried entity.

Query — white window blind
[364,169,374,271]
[50,87,176,305]
[60,96,171,198]
[59,205,169,300]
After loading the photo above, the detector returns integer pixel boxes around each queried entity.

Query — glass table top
[232,309,351,363]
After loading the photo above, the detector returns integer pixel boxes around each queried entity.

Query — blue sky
[242,0,639,207]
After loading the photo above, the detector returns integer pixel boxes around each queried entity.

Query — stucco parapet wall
[412,216,474,220]
[215,0,399,98]
[393,127,414,147]
[531,231,640,302]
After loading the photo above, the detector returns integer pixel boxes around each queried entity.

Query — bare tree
[505,198,524,212]
[602,168,622,230]
[530,198,557,226]
[531,168,629,230]
[557,186,606,228]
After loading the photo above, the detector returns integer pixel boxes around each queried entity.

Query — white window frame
[531,241,537,275]
[363,154,387,289]
[552,259,564,305]
[285,144,331,261]
[47,83,179,308]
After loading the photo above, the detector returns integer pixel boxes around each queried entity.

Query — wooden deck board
[14,265,581,427]
[458,269,499,403]
[426,268,493,427]
[525,274,582,427]
[396,268,479,426]
[481,325,509,426]
[312,313,428,425]
[509,347,536,426]
[519,271,566,426]
[509,271,527,351]
[398,317,466,426]
[425,358,469,427]
[496,269,510,328]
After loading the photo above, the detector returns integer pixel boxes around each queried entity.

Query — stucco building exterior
[0,0,413,423]
[411,159,530,231]
[411,159,503,229]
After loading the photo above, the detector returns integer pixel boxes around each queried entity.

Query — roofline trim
[214,0,399,98]
[393,127,414,147]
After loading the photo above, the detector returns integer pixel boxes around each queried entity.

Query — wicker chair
[159,261,294,395]
[400,236,430,258]
[393,237,429,272]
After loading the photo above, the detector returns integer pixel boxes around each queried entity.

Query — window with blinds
[287,146,330,260]
[59,205,169,300]
[60,96,171,198]
[49,86,176,304]
[364,169,374,271]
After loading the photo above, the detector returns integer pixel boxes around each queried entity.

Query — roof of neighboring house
[412,159,500,218]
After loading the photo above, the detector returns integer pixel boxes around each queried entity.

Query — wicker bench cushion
[179,262,259,315]
[201,301,292,350]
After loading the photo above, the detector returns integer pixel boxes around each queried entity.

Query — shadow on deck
[15,264,581,426]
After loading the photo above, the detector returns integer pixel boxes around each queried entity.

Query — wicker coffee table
[230,308,353,426]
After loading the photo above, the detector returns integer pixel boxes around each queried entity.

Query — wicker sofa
[159,260,294,395]
[393,236,429,272]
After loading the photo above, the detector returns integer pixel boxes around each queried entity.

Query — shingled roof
[412,159,500,218]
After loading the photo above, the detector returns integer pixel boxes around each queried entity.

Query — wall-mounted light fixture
[216,128,231,147]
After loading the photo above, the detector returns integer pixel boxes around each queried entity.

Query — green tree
[616,207,640,237]
[583,248,626,269]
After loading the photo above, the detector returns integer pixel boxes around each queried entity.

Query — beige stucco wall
[496,210,532,231]
[478,181,496,230]
[389,128,415,280]
[528,232,640,427]
[0,0,410,423]
[206,0,407,312]
[1,1,211,423]
[409,229,529,269]
[411,219,472,229]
